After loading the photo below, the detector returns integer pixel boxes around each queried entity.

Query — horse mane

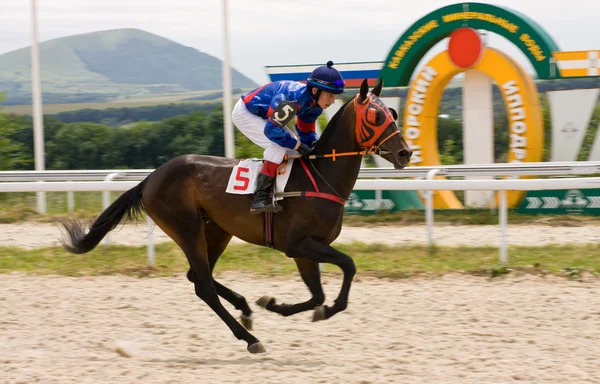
[314,96,355,150]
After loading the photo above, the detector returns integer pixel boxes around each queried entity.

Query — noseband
[280,93,403,204]
[353,93,401,154]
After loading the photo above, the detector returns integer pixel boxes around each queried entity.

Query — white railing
[2,175,600,265]
[2,161,600,182]
[3,162,599,215]
[0,170,152,182]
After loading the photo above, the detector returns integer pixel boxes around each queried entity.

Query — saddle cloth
[225,158,294,195]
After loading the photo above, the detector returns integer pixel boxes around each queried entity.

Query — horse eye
[367,108,377,124]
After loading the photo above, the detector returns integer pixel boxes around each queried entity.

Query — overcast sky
[0,0,598,84]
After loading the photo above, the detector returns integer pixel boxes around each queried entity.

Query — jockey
[232,60,345,214]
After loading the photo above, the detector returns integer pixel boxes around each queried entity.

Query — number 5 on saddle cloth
[226,158,295,203]
[225,158,295,247]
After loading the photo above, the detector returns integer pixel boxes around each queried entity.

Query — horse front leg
[255,258,325,317]
[285,236,356,321]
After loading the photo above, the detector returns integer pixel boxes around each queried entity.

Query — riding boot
[250,160,280,214]
[250,174,277,214]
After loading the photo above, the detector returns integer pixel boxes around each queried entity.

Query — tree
[235,128,263,159]
[439,139,459,165]
[437,117,463,163]
[49,123,113,169]
[206,106,225,157]
[0,119,30,170]
[577,104,600,161]
[540,95,552,162]
[0,93,31,170]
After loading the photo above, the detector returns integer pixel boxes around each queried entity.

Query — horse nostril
[398,149,411,158]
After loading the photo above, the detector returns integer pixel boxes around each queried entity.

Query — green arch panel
[381,2,561,86]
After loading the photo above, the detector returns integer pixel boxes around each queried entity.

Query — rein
[284,97,400,161]
[278,93,401,205]
[285,130,400,162]
[286,146,388,161]
[284,94,401,162]
[275,158,347,204]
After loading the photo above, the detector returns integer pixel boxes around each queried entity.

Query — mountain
[0,28,258,104]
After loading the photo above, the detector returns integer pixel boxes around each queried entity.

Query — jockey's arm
[295,107,320,147]
[264,120,299,149]
[264,96,301,150]
[296,117,318,147]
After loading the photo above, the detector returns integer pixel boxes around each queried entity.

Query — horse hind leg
[146,202,265,353]
[182,222,265,353]
[188,270,254,330]
[256,258,325,318]
[186,218,254,330]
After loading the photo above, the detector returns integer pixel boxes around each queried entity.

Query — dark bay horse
[59,78,412,354]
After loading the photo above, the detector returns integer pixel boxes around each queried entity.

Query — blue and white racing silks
[241,80,322,149]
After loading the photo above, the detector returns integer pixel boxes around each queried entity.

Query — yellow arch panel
[403,47,544,209]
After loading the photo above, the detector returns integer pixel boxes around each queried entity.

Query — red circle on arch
[448,28,484,68]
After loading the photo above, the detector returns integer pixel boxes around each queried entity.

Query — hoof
[312,306,327,322]
[247,342,266,354]
[256,296,275,309]
[240,314,253,331]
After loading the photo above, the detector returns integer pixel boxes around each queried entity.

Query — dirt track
[2,272,600,384]
[2,222,600,383]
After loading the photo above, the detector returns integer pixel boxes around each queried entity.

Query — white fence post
[147,215,155,266]
[102,173,121,245]
[499,190,508,264]
[425,169,441,246]
[67,190,74,212]
[67,179,74,212]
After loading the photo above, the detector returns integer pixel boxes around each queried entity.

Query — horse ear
[388,107,398,121]
[358,78,369,102]
[372,77,383,97]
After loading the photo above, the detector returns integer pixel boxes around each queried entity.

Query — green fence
[344,190,423,215]
[517,189,600,215]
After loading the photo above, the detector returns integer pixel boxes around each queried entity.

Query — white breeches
[232,99,296,164]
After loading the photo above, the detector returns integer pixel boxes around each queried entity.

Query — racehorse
[58,78,412,354]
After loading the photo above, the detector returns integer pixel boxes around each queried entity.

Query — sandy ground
[1,222,600,249]
[2,222,600,382]
[2,272,600,383]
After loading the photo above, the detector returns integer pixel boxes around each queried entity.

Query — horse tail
[59,178,148,254]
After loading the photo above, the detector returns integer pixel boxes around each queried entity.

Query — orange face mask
[354,93,397,148]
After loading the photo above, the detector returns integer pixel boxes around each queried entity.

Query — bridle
[353,92,401,154]
[286,93,401,161]
[283,93,403,201]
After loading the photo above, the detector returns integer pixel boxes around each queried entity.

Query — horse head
[352,78,412,169]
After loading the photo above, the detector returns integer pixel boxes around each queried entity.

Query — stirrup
[250,204,278,214]
[250,195,282,214]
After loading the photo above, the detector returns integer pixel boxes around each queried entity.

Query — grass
[3,191,600,226]
[3,191,600,281]
[342,209,600,227]
[0,192,115,223]
[1,242,600,280]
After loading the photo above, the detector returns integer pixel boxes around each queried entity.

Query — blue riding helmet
[306,61,345,94]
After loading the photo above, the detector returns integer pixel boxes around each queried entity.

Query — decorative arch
[402,47,544,208]
[380,2,561,86]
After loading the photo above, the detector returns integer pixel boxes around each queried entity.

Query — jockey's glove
[297,143,312,158]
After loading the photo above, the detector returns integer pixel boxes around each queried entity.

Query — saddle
[226,157,346,248]
[225,158,294,196]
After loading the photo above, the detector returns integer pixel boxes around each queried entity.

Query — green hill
[0,28,257,104]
